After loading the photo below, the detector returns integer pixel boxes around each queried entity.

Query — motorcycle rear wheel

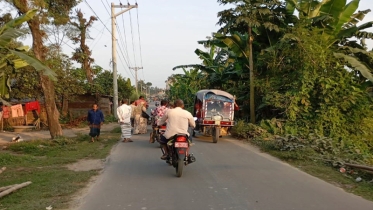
[176,159,184,177]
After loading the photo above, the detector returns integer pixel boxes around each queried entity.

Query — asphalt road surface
[77,103,373,210]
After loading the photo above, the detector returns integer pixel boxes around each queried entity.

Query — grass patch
[0,132,120,210]
[250,139,373,201]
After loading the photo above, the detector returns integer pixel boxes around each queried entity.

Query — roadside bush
[259,118,284,135]
[104,115,117,123]
[231,120,268,139]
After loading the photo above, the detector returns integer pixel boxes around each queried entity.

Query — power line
[101,0,111,16]
[128,10,138,72]
[120,7,133,67]
[85,0,134,80]
[135,6,145,81]
[84,0,111,34]
[103,0,133,70]
[98,0,142,82]
[116,47,135,79]
[90,19,109,50]
[108,0,133,69]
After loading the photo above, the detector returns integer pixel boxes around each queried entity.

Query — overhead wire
[128,10,138,74]
[120,6,133,67]
[90,19,110,50]
[135,3,146,82]
[103,0,134,76]
[84,0,111,34]
[85,0,134,79]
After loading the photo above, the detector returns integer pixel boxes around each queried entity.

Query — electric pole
[112,2,138,118]
[129,66,143,93]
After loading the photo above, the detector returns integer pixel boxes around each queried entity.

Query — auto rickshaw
[193,89,235,143]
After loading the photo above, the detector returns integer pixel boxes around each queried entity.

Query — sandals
[160,154,168,160]
[122,138,133,143]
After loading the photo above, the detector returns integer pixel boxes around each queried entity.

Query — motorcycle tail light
[176,136,187,142]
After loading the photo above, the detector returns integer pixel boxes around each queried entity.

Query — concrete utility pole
[129,66,143,93]
[112,2,138,118]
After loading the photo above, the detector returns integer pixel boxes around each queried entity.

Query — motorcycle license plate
[175,142,188,148]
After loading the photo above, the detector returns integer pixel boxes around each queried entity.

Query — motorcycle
[163,134,196,177]
[151,125,166,147]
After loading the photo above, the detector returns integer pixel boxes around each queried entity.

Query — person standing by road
[117,99,133,143]
[87,103,104,142]
[133,101,148,134]
[135,96,147,106]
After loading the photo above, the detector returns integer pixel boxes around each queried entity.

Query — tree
[216,0,287,123]
[93,69,134,101]
[46,45,86,117]
[285,0,373,81]
[4,0,80,138]
[69,9,97,86]
[0,10,56,100]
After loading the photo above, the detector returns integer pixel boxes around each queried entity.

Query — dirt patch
[66,159,104,172]
[65,157,111,210]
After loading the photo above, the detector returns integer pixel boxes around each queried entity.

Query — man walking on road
[87,103,104,142]
[117,99,133,142]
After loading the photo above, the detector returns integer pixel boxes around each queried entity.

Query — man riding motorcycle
[149,100,168,143]
[157,99,195,160]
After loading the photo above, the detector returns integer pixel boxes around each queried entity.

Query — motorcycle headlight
[212,115,223,121]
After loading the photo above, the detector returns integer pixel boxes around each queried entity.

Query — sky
[5,0,373,89]
[66,0,229,89]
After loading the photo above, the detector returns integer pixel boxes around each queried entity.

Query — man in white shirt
[117,99,133,142]
[158,99,195,159]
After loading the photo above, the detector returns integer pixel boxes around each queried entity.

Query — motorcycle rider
[157,99,195,160]
[149,100,168,143]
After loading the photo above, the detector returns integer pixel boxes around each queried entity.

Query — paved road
[76,128,373,209]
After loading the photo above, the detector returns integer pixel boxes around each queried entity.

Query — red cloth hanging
[25,101,41,114]
[2,106,10,119]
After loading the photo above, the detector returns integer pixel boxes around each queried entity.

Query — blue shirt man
[87,103,104,142]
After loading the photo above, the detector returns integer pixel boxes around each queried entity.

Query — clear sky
[14,0,373,88]
[67,0,229,89]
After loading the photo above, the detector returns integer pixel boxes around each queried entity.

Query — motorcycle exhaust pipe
[187,154,196,164]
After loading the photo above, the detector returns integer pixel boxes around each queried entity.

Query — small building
[1,94,113,130]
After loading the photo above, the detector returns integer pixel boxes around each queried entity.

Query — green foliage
[0,10,56,99]
[230,120,269,139]
[167,69,208,109]
[93,69,134,99]
[130,91,140,102]
[104,114,117,123]
[259,118,284,135]
[0,131,119,210]
[170,0,373,166]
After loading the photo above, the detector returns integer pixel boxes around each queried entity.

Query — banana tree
[285,0,373,82]
[173,43,239,89]
[211,32,257,123]
[216,0,289,123]
[0,9,56,99]
[167,69,208,110]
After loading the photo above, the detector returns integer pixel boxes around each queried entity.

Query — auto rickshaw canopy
[195,89,234,102]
